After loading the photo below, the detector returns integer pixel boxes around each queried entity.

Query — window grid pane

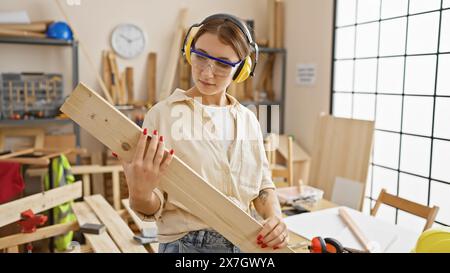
[332,0,449,227]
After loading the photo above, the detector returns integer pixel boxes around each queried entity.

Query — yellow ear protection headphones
[181,13,259,83]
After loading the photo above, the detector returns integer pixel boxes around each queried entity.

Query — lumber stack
[0,21,53,39]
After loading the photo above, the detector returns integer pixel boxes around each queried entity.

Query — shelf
[259,47,286,54]
[0,118,73,126]
[0,36,77,46]
[241,100,282,106]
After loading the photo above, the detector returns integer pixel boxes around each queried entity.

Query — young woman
[115,14,288,253]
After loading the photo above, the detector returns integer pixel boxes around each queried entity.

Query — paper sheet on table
[285,207,419,252]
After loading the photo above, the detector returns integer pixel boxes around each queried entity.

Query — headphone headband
[181,13,259,77]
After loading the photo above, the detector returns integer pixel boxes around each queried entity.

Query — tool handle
[338,207,372,252]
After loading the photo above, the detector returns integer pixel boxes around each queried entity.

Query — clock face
[111,24,146,59]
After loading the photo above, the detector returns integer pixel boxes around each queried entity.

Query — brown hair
[192,17,251,60]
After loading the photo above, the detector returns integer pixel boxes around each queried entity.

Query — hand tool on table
[291,236,369,253]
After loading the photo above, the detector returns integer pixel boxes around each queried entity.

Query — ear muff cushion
[324,238,344,253]
[310,237,327,253]
[184,34,194,65]
[233,56,252,83]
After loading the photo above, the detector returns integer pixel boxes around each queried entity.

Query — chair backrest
[308,114,374,211]
[371,189,439,232]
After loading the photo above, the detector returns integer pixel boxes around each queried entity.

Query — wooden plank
[26,165,123,178]
[309,115,374,210]
[102,50,112,96]
[147,52,157,105]
[0,222,79,249]
[44,134,76,163]
[0,28,46,38]
[0,181,82,228]
[72,202,121,253]
[274,0,285,48]
[82,174,91,196]
[60,83,294,253]
[84,195,147,253]
[125,67,134,103]
[121,199,157,234]
[268,0,276,48]
[0,128,45,151]
[0,22,48,32]
[277,134,311,162]
[90,152,105,196]
[159,8,188,101]
[112,170,121,210]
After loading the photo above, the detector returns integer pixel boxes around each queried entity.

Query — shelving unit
[241,46,286,133]
[0,36,81,149]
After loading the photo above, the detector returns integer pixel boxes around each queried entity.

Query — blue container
[46,21,73,41]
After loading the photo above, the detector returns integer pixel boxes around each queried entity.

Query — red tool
[18,209,48,233]
[309,236,367,253]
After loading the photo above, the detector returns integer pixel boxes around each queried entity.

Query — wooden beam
[26,165,123,177]
[0,181,82,228]
[159,8,188,101]
[125,67,134,103]
[147,52,157,106]
[0,222,79,249]
[60,83,294,253]
[121,199,156,234]
[72,202,121,253]
[84,195,147,253]
[73,202,121,253]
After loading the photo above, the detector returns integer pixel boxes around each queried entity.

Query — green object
[44,155,76,252]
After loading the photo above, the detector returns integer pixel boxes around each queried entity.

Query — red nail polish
[153,129,158,135]
[159,135,164,142]
[257,235,263,241]
[273,246,279,250]
[112,152,118,158]
[257,240,262,245]
[143,128,147,135]
[261,244,267,248]
[170,149,174,155]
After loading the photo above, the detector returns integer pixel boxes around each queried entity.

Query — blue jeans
[158,229,241,253]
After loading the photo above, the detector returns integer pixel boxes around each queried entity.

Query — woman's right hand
[114,128,174,200]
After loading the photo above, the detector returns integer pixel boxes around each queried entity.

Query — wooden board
[60,82,294,253]
[102,50,112,96]
[72,201,120,253]
[274,0,285,48]
[0,22,48,32]
[121,199,157,233]
[84,195,147,253]
[0,222,79,249]
[0,128,45,151]
[125,67,134,103]
[0,28,46,38]
[147,52,157,105]
[0,182,82,228]
[309,115,374,211]
[44,134,76,163]
[159,8,187,101]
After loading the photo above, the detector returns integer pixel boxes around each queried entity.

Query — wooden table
[284,199,337,253]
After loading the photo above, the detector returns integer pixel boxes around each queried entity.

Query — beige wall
[0,0,334,154]
[284,0,334,154]
[0,0,268,151]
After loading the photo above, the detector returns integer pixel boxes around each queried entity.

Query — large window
[332,0,450,231]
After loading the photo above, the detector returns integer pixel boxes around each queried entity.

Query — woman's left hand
[256,215,289,250]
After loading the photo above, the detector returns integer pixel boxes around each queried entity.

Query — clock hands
[120,34,132,43]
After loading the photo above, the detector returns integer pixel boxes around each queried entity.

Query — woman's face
[191,32,241,96]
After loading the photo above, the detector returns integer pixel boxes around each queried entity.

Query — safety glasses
[190,48,242,77]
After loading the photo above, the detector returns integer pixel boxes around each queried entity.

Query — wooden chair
[371,189,439,232]
[266,134,294,187]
